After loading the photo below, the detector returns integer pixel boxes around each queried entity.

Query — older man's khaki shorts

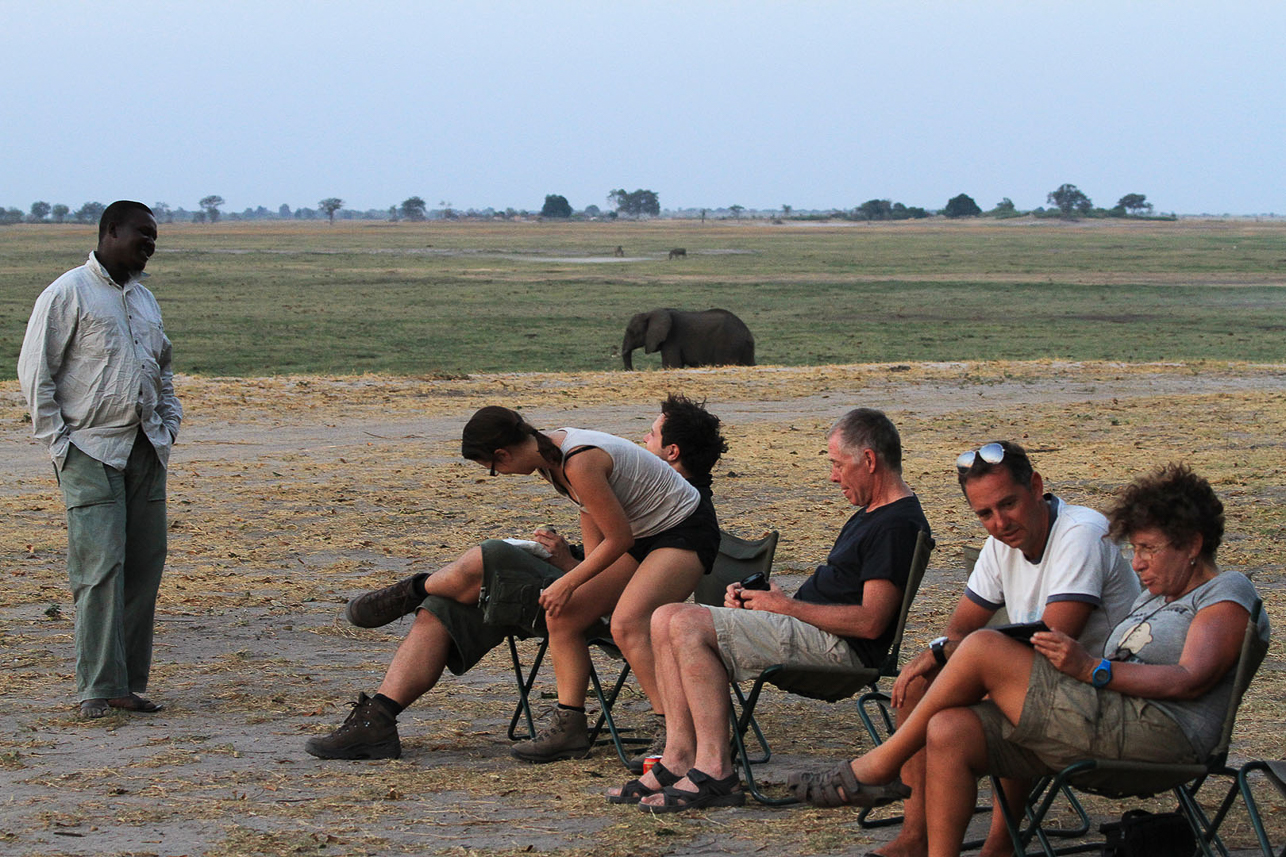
[706,605,870,683]
[971,655,1199,783]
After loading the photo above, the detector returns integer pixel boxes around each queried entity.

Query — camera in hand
[740,572,769,591]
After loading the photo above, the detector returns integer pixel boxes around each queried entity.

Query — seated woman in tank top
[460,406,720,762]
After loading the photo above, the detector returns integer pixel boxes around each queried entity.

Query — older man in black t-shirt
[606,408,930,811]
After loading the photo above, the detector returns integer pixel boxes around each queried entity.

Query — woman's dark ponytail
[461,406,563,466]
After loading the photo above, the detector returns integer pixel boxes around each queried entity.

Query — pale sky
[4,1,1283,215]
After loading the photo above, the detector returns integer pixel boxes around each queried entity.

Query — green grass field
[2,218,1284,378]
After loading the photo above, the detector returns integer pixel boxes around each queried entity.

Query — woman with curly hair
[790,464,1269,857]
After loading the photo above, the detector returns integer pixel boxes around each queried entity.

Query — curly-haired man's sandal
[639,769,744,813]
[606,761,681,804]
[787,762,910,808]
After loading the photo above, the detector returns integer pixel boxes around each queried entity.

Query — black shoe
[344,574,424,628]
[305,692,402,760]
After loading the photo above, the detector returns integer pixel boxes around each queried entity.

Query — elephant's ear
[644,310,671,353]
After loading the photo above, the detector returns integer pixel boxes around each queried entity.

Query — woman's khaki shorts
[970,655,1199,784]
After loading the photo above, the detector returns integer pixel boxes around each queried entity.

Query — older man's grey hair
[828,408,902,474]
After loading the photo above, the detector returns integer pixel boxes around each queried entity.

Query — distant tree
[319,197,345,224]
[1047,183,1092,216]
[944,193,982,218]
[855,199,893,220]
[74,201,105,224]
[729,204,745,219]
[1117,193,1153,216]
[781,204,792,217]
[387,205,400,221]
[152,202,173,223]
[400,196,427,221]
[991,197,1016,215]
[51,204,70,223]
[608,188,660,218]
[28,201,51,223]
[583,203,601,217]
[278,203,292,219]
[0,207,24,225]
[541,194,572,218]
[199,195,225,223]
[192,210,207,224]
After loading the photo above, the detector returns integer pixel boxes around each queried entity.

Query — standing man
[611,408,930,811]
[18,201,181,720]
[875,441,1138,857]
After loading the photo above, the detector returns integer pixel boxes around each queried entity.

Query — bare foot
[108,693,163,712]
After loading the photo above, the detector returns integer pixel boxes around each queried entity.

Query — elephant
[668,248,687,259]
[622,308,755,370]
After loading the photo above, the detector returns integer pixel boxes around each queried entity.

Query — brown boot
[344,574,426,628]
[305,693,402,760]
[510,706,590,763]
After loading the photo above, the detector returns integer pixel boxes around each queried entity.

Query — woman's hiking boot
[344,574,426,628]
[304,692,402,760]
[510,706,590,763]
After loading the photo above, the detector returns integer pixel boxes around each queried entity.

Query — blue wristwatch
[1090,658,1113,688]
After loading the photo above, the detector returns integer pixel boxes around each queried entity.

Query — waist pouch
[479,563,557,636]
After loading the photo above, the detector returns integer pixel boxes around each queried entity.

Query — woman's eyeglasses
[956,442,1006,474]
[1128,541,1171,561]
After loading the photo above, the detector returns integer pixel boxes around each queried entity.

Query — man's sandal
[606,761,681,804]
[639,768,745,813]
[787,762,910,808]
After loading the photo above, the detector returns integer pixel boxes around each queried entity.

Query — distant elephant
[613,245,625,257]
[668,248,687,259]
[622,308,755,370]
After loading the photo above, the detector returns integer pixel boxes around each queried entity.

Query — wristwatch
[929,636,949,667]
[1090,658,1113,688]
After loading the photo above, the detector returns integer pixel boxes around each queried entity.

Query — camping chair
[1236,759,1286,857]
[994,599,1267,857]
[728,528,935,805]
[507,529,779,769]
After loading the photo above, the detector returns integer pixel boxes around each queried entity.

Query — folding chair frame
[506,529,780,769]
[729,529,935,805]
[1236,759,1286,857]
[994,599,1266,857]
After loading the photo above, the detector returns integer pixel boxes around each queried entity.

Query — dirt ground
[2,360,1284,857]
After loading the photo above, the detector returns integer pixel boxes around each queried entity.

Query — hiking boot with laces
[344,573,426,628]
[510,706,590,763]
[626,717,666,774]
[304,692,401,760]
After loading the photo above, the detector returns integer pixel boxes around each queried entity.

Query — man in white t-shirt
[878,441,1138,857]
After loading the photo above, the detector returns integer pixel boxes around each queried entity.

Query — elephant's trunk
[622,344,634,370]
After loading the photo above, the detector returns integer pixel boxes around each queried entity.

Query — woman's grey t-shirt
[1103,571,1269,757]
[556,428,700,538]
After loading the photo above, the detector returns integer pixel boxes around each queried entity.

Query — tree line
[0,185,1166,226]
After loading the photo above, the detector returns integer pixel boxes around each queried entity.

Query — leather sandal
[606,761,680,804]
[787,762,910,808]
[640,768,745,813]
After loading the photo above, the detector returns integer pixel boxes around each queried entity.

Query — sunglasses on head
[956,442,1007,474]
